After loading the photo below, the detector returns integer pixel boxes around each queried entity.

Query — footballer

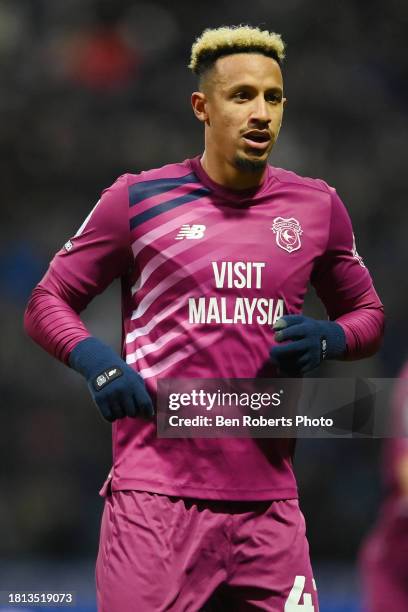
[25,25,384,611]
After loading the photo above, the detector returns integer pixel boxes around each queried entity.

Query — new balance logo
[175,224,206,240]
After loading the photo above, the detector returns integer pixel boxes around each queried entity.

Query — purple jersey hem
[107,476,299,501]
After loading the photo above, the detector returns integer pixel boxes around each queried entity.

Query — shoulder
[101,161,195,208]
[269,165,334,196]
[125,159,195,188]
[116,161,199,206]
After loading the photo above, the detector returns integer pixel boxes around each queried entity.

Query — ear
[191,91,208,123]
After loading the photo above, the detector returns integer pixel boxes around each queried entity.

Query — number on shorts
[284,575,315,611]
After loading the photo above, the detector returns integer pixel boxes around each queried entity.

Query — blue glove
[270,315,346,375]
[69,337,154,422]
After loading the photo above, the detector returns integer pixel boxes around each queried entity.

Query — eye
[266,93,281,104]
[232,91,250,101]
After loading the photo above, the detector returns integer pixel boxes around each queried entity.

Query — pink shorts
[96,490,319,611]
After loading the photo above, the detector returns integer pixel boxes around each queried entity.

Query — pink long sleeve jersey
[25,157,384,500]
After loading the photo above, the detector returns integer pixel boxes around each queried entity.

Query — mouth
[242,130,271,151]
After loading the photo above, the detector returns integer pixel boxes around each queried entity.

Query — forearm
[25,281,153,422]
[336,303,384,360]
[24,279,91,364]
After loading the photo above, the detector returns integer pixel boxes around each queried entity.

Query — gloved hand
[69,337,154,422]
[270,315,346,375]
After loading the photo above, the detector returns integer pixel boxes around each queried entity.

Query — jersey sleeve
[24,174,132,363]
[311,188,384,358]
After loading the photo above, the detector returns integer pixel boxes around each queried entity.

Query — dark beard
[233,154,267,174]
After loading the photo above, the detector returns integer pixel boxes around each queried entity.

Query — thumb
[273,314,305,331]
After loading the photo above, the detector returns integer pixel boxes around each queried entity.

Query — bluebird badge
[272,217,303,253]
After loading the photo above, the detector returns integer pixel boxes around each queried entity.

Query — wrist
[69,337,122,380]
[319,321,346,359]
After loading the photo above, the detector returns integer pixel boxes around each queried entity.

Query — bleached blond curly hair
[189,25,285,76]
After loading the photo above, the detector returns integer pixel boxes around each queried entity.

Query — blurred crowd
[0,0,407,563]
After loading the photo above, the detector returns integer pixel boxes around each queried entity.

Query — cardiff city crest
[272,217,303,253]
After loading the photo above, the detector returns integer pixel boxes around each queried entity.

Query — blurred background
[0,0,407,610]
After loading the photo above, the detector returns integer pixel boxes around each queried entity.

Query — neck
[200,149,267,191]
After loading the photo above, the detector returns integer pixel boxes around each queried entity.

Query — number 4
[284,575,315,611]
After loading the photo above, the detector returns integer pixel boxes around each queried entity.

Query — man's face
[199,53,285,172]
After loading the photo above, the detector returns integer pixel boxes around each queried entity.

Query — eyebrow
[227,83,283,95]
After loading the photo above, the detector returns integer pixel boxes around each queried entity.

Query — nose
[250,96,271,125]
